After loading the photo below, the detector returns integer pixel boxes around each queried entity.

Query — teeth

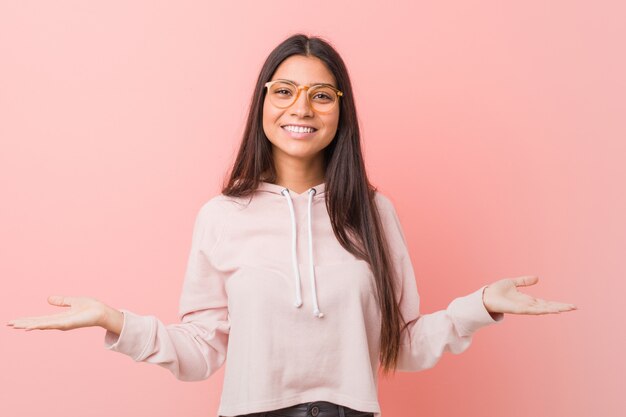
[284,125,316,133]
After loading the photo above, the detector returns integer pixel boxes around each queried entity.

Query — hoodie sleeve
[103,198,231,381]
[375,193,504,372]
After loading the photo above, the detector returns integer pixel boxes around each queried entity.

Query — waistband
[233,401,374,417]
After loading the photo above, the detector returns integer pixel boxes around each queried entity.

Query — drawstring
[307,188,323,318]
[281,188,303,309]
[280,187,324,318]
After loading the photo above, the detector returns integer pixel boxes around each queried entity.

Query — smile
[281,125,318,139]
[282,125,317,133]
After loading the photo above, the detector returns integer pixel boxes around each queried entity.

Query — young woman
[8,34,577,417]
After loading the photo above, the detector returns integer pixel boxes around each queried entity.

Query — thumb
[512,275,539,287]
[48,295,72,307]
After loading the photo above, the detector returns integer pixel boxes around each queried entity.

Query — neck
[270,149,325,194]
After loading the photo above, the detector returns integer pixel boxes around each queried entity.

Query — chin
[276,143,321,159]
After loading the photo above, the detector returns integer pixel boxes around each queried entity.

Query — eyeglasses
[264,79,343,114]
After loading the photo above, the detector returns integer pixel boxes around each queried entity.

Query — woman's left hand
[482,276,577,315]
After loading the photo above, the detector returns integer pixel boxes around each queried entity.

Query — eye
[275,89,292,96]
[313,92,332,100]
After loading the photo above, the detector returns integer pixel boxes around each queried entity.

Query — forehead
[271,55,337,87]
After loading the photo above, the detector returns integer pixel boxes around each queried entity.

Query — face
[262,55,340,165]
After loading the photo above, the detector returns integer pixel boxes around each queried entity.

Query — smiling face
[262,55,340,170]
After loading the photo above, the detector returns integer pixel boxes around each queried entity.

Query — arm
[375,194,504,372]
[103,199,231,381]
[394,251,503,372]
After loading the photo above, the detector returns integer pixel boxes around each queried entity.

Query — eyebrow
[275,78,338,89]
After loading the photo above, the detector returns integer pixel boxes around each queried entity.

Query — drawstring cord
[280,187,324,318]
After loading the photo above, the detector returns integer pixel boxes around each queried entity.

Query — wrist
[100,305,124,335]
[482,286,488,308]
[482,286,500,320]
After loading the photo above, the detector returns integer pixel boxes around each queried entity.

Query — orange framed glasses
[264,79,343,114]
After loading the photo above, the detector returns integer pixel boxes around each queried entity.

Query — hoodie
[103,181,504,417]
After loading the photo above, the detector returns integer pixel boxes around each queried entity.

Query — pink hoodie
[104,181,504,417]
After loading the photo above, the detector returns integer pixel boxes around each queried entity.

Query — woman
[7,34,576,417]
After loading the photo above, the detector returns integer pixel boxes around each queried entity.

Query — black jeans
[232,400,375,417]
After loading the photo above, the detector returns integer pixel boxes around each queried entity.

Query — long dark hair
[221,33,409,376]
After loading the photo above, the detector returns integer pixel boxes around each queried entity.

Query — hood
[255,180,327,318]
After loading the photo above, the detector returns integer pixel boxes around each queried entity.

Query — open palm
[7,296,106,331]
[483,276,577,315]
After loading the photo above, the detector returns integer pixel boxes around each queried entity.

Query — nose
[290,88,314,118]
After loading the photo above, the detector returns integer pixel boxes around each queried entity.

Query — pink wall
[1,1,623,416]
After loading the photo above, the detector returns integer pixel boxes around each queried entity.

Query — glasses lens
[308,85,338,113]
[267,82,338,112]
[267,81,298,108]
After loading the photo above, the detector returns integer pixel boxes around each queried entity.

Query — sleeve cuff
[446,285,504,337]
[103,309,156,361]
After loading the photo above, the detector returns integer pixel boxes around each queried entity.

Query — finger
[512,275,539,287]
[9,319,45,329]
[9,298,76,323]
[7,300,73,324]
[48,295,74,307]
[545,301,578,311]
[11,321,38,330]
[8,310,74,324]
[10,318,70,331]
[8,317,73,331]
[28,319,70,330]
[532,297,578,310]
[521,302,577,314]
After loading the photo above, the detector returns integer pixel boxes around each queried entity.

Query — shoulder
[193,193,243,233]
[372,189,400,218]
[372,189,409,248]
[198,189,247,216]
[197,193,237,216]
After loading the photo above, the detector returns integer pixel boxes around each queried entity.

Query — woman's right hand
[6,296,123,335]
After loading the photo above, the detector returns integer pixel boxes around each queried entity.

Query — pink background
[1,1,623,416]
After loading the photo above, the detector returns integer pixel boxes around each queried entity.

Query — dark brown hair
[221,33,409,376]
